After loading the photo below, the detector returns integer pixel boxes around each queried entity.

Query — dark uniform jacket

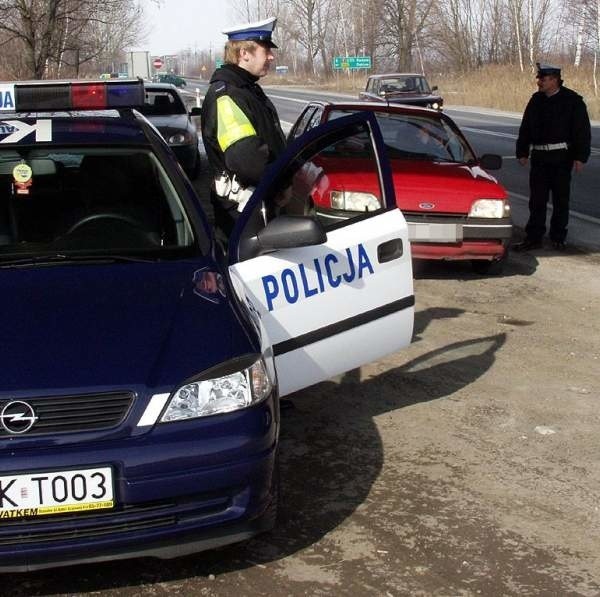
[201,64,286,188]
[516,86,591,164]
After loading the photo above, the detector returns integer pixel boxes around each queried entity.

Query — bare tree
[380,0,434,71]
[0,0,147,79]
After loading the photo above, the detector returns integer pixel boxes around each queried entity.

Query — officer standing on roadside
[200,17,286,239]
[514,63,591,251]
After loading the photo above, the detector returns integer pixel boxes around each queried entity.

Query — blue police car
[0,79,414,571]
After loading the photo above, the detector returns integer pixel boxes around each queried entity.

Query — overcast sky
[143,0,236,56]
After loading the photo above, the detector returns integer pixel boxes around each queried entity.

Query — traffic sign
[215,58,224,68]
[333,56,372,70]
[153,58,164,69]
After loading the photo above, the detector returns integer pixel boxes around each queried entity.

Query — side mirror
[189,106,202,116]
[257,215,326,252]
[238,215,326,261]
[431,85,438,91]
[479,154,502,170]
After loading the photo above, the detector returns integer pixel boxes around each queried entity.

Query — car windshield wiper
[0,253,160,268]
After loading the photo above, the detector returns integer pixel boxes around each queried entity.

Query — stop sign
[153,58,164,69]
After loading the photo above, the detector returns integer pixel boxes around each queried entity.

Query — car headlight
[431,102,440,110]
[469,199,510,218]
[330,190,381,212]
[161,358,273,422]
[168,132,191,145]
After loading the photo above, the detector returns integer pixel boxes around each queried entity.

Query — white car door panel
[228,113,414,396]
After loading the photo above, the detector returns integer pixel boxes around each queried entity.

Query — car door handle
[377,238,403,263]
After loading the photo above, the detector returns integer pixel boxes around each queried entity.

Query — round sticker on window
[13,163,32,184]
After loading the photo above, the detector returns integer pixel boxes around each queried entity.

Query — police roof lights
[0,79,145,113]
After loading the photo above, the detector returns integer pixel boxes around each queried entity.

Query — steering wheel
[62,212,160,246]
[66,212,149,236]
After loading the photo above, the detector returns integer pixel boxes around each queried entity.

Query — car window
[0,148,197,258]
[328,110,474,163]
[139,90,187,116]
[290,106,317,140]
[254,120,385,232]
[305,107,324,132]
[380,76,431,94]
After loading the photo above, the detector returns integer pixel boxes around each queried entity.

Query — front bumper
[406,216,511,259]
[0,395,278,572]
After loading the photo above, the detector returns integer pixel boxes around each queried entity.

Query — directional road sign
[333,56,372,70]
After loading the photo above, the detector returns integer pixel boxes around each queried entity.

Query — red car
[288,102,512,274]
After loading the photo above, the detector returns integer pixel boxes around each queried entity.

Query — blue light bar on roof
[5,79,145,112]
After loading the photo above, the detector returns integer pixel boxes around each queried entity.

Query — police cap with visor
[536,62,561,78]
[222,17,278,48]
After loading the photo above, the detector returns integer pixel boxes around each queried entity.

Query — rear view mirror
[431,85,438,91]
[189,107,201,117]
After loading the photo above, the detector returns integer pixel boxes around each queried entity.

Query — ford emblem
[419,202,435,210]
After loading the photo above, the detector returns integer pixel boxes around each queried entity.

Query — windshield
[379,76,430,94]
[329,110,475,163]
[138,89,186,116]
[0,147,196,261]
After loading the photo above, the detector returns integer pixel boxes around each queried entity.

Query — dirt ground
[11,244,600,597]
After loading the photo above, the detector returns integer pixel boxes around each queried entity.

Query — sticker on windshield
[12,163,33,195]
[0,85,15,111]
[0,119,52,144]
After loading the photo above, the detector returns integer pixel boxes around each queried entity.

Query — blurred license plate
[0,467,113,518]
[408,223,462,242]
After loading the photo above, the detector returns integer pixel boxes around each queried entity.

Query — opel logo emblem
[0,401,38,434]
[419,202,435,210]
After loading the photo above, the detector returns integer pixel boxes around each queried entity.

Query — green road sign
[333,56,372,70]
[215,58,224,68]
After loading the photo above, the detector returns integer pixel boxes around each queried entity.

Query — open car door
[228,113,414,396]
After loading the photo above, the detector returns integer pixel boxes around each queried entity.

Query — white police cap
[222,17,278,48]
[536,62,561,77]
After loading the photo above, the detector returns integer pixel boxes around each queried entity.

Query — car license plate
[408,222,463,243]
[0,467,113,519]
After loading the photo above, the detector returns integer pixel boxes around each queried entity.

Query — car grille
[0,492,232,545]
[403,211,468,221]
[0,392,134,437]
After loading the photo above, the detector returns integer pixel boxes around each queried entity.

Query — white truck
[126,50,152,80]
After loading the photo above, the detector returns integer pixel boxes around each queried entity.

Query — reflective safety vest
[216,96,257,152]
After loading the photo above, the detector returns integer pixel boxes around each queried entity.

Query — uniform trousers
[526,159,573,243]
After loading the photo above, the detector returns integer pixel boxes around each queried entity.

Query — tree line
[229,0,600,86]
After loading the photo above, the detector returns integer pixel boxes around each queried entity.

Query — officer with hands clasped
[514,62,591,252]
[201,17,287,240]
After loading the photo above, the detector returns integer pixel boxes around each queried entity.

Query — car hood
[0,260,255,394]
[318,157,506,214]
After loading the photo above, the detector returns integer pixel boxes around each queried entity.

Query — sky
[143,0,234,56]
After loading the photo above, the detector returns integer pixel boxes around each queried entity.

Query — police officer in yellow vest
[201,17,286,238]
